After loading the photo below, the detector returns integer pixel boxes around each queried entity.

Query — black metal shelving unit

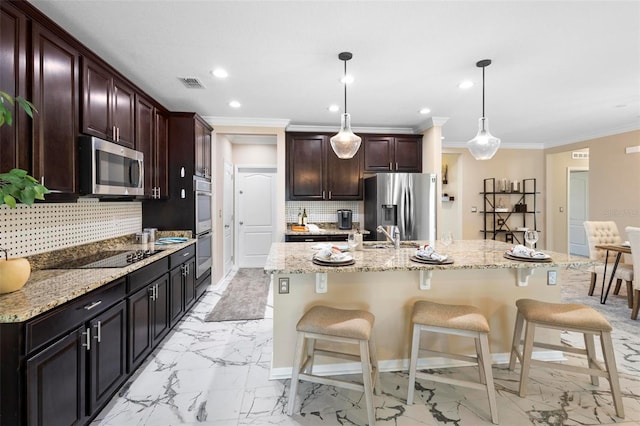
[480,178,539,245]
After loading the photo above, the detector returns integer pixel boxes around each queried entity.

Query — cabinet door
[88,301,127,415]
[169,266,185,326]
[135,95,154,196]
[363,136,394,172]
[394,136,422,172]
[194,119,206,177]
[286,134,326,200]
[31,22,79,194]
[27,328,86,426]
[128,285,152,371]
[184,258,196,310]
[151,274,170,346]
[154,109,169,198]
[203,130,212,179]
[112,78,135,148]
[0,2,29,172]
[327,146,363,200]
[81,57,111,140]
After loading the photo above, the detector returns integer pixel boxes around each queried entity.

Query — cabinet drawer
[169,245,195,268]
[128,257,169,293]
[25,278,126,354]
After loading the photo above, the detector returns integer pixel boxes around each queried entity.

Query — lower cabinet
[25,299,127,426]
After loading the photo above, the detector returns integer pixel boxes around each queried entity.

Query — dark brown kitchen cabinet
[286,133,363,201]
[0,2,30,172]
[169,246,196,326]
[168,112,213,180]
[135,95,154,197]
[31,22,80,194]
[153,108,169,198]
[81,57,135,148]
[195,116,212,179]
[364,135,422,173]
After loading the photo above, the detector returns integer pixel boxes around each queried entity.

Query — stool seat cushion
[412,300,490,333]
[516,299,612,331]
[296,305,375,340]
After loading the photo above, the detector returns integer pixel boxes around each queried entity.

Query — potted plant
[0,91,48,293]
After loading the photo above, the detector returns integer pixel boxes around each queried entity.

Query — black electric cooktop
[50,249,164,269]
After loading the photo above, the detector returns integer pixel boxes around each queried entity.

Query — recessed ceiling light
[211,68,228,79]
[328,105,340,112]
[419,108,431,115]
[441,136,445,140]
[229,100,241,108]
[340,74,354,84]
[458,80,474,89]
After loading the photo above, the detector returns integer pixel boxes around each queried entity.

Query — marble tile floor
[92,268,640,426]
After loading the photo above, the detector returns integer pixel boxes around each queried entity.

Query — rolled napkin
[315,246,349,261]
[415,244,448,262]
[508,245,547,259]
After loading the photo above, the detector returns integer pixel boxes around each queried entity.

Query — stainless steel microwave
[79,136,144,196]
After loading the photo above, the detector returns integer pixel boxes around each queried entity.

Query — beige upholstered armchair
[625,226,640,319]
[583,221,634,306]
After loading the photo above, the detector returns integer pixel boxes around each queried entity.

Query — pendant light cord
[343,59,348,114]
[482,65,485,118]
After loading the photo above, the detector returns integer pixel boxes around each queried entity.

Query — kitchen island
[264,239,596,379]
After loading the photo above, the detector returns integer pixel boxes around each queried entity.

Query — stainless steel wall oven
[194,176,213,277]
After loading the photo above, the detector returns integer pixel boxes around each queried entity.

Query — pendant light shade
[467,59,501,160]
[330,52,361,159]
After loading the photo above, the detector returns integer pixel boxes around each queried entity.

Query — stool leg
[359,340,376,426]
[407,323,421,405]
[583,332,599,386]
[287,332,306,416]
[588,272,597,296]
[613,278,622,295]
[478,333,499,425]
[518,321,536,397]
[509,311,524,371]
[368,333,381,395]
[306,338,316,374]
[626,281,633,308]
[600,331,625,418]
[475,337,487,385]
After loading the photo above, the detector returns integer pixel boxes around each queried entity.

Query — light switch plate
[548,270,557,285]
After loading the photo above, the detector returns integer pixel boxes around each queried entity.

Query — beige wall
[444,147,546,247]
[232,143,278,165]
[545,130,640,248]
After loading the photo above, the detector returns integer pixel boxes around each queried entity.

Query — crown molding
[443,141,545,150]
[414,116,450,133]
[541,123,640,148]
[203,116,290,128]
[286,124,416,134]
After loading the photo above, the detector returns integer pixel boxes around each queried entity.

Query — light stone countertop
[264,239,597,274]
[0,240,195,323]
[284,223,370,235]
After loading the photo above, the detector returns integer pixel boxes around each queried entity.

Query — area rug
[204,268,270,322]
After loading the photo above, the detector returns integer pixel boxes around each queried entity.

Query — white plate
[313,253,353,263]
[504,250,550,260]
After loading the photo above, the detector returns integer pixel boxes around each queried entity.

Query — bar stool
[407,300,499,424]
[509,298,624,418]
[286,305,380,425]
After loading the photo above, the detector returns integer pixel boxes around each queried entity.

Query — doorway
[235,166,277,267]
[568,168,589,256]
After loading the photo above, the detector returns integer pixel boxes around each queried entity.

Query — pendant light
[330,52,362,159]
[467,59,501,160]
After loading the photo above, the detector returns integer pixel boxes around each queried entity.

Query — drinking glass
[347,233,358,251]
[524,230,538,250]
[441,231,453,247]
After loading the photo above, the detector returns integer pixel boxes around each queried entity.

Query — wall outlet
[278,277,290,294]
[547,270,557,285]
[471,206,477,213]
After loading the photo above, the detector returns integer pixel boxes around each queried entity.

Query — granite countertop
[0,237,195,323]
[264,239,597,274]
[285,222,370,235]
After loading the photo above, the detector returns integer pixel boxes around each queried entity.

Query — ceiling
[28,1,640,148]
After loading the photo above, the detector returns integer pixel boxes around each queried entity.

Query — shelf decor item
[0,247,30,294]
[467,59,501,160]
[329,52,362,159]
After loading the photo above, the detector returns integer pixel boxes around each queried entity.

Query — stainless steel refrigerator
[364,173,437,241]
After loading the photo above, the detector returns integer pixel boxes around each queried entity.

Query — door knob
[239,221,244,225]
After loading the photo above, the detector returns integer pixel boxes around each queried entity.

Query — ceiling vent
[571,151,589,160]
[178,77,205,89]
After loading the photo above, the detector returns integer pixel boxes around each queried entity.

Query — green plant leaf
[3,195,17,209]
[15,97,37,118]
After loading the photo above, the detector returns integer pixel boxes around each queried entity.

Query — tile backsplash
[286,201,362,224]
[0,199,141,258]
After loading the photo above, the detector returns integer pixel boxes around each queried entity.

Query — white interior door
[223,161,234,276]
[236,167,277,268]
[569,169,589,256]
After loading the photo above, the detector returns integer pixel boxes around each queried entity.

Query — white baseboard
[269,350,565,380]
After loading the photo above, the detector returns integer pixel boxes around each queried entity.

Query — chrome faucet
[377,225,400,249]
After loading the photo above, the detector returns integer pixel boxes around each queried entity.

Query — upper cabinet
[81,57,135,148]
[286,133,363,201]
[194,118,212,179]
[363,135,422,173]
[31,22,80,194]
[136,95,169,199]
[0,2,29,172]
